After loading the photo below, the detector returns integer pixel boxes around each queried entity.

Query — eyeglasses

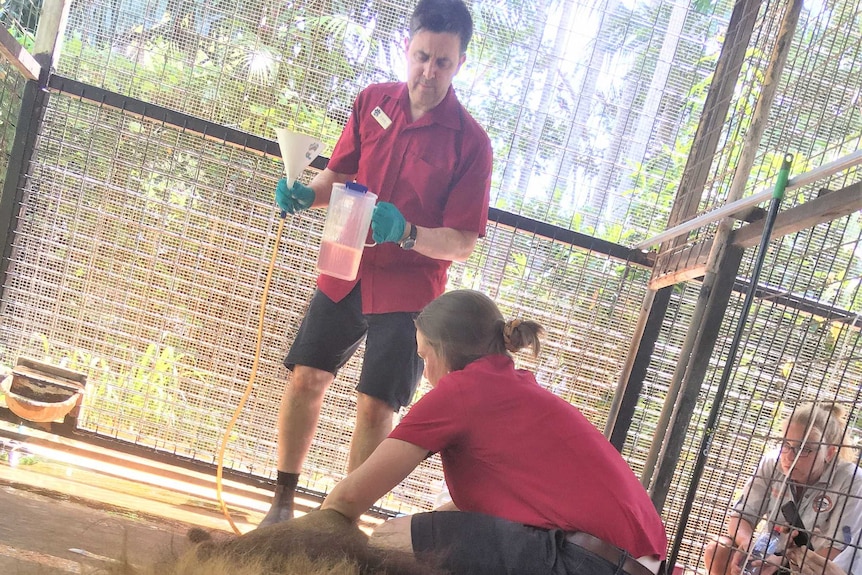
[781,441,816,458]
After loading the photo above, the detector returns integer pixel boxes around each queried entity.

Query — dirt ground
[0,419,387,575]
[0,422,277,574]
[0,484,198,574]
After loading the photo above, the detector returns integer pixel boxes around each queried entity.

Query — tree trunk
[608,0,689,223]
[554,0,619,228]
[513,0,578,205]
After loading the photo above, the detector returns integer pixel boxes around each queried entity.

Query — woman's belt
[565,531,659,575]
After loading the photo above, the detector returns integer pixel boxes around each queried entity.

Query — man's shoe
[258,485,295,528]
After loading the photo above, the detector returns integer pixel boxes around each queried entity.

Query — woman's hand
[751,553,784,575]
[784,547,847,575]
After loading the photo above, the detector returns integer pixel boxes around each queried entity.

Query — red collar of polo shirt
[396,83,463,131]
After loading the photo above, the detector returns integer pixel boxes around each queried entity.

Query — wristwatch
[400,223,417,250]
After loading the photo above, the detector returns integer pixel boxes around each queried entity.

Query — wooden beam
[0,27,40,81]
[731,181,862,248]
[648,240,711,289]
[663,0,763,231]
[646,180,861,289]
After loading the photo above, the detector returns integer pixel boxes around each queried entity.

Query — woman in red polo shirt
[318,289,668,575]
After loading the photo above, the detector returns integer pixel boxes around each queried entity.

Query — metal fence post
[666,153,793,573]
[0,0,70,301]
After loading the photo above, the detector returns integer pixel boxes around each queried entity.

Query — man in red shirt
[261,0,492,526]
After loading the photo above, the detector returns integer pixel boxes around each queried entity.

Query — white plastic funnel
[274,128,323,182]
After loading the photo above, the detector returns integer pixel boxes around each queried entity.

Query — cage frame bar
[0,26,40,80]
[635,149,862,252]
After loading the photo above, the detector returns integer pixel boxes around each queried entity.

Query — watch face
[401,224,417,250]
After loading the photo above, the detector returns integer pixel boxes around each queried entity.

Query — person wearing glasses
[703,402,862,575]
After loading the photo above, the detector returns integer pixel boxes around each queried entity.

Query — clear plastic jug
[317,182,377,281]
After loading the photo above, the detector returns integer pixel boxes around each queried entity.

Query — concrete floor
[0,420,381,574]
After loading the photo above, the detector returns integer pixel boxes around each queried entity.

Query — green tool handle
[773,152,794,200]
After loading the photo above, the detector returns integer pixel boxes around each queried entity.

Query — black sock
[276,471,300,490]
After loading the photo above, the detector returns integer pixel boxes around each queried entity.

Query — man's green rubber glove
[275,178,315,215]
[371,202,406,244]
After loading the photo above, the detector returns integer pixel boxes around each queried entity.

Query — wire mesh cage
[0,0,41,50]
[0,57,27,187]
[0,0,860,572]
[0,83,655,514]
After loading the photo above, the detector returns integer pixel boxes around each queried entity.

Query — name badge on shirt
[371,106,392,129]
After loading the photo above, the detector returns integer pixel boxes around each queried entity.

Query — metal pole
[605,289,656,439]
[666,153,793,573]
[0,0,69,306]
[606,286,673,451]
[634,149,862,251]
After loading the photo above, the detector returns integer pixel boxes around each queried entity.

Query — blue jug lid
[345,181,369,194]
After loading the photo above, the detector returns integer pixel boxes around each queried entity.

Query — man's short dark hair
[410,0,474,54]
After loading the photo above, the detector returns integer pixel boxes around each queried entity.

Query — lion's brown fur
[100,510,448,575]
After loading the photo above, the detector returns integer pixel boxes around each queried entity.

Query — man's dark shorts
[284,285,424,411]
[411,511,637,575]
